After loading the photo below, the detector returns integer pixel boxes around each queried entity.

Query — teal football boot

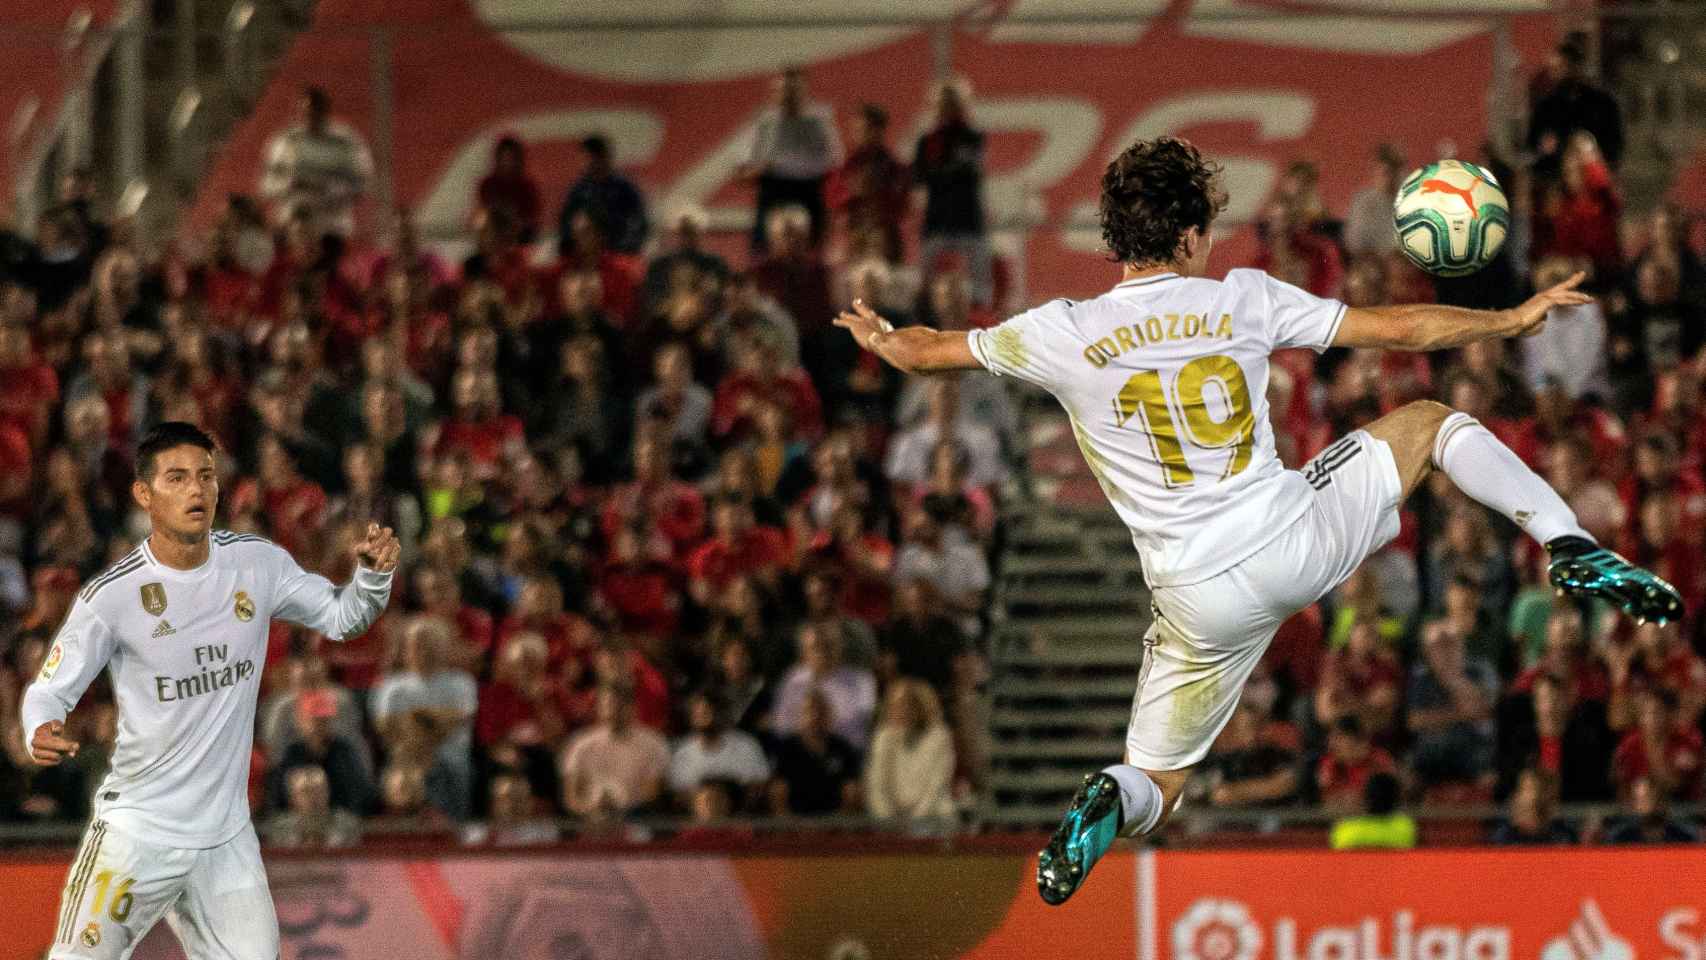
[1547,536,1685,624]
[1037,772,1123,906]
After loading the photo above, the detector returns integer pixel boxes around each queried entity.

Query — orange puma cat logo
[1421,178,1480,220]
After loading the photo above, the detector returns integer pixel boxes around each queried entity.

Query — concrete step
[990,739,1124,762]
[990,705,1131,732]
[989,769,1099,795]
[996,647,1145,668]
[991,675,1136,699]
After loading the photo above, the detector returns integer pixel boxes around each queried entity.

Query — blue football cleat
[1547,536,1685,625]
[1037,772,1123,906]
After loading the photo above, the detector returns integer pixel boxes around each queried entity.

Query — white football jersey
[969,269,1347,587]
[20,532,393,847]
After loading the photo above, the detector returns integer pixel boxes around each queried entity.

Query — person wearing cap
[266,686,377,816]
[1528,31,1623,174]
[557,134,649,255]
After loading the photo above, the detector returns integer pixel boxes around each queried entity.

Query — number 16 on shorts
[53,820,148,958]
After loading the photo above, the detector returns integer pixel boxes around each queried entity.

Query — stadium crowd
[0,35,1700,849]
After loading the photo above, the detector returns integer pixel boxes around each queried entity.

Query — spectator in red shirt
[836,103,908,264]
[1620,492,1704,619]
[477,631,581,802]
[593,644,672,732]
[598,522,681,641]
[0,321,58,448]
[753,205,839,403]
[1512,605,1612,705]
[688,496,790,606]
[1607,620,1706,733]
[1253,200,1344,299]
[601,436,706,563]
[712,329,823,442]
[1621,432,1706,548]
[256,433,327,558]
[1315,620,1403,745]
[65,330,147,455]
[1316,716,1397,812]
[806,505,896,625]
[1534,132,1622,278]
[413,564,493,671]
[497,577,598,676]
[435,366,525,478]
[477,136,543,242]
[1614,689,1705,801]
[558,210,643,328]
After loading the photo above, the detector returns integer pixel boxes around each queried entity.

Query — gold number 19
[1112,354,1255,486]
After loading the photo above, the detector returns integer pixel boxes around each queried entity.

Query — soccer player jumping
[833,138,1683,906]
[22,422,397,957]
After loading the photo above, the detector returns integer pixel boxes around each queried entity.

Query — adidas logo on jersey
[151,620,177,638]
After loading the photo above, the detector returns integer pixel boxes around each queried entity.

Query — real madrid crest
[140,582,167,617]
[234,590,254,622]
[81,922,101,947]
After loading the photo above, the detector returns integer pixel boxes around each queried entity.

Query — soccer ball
[1392,159,1509,277]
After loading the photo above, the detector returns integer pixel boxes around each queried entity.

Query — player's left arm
[1333,271,1592,351]
[834,300,980,375]
[272,523,399,641]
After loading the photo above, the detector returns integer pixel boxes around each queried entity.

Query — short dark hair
[135,421,217,480]
[304,85,331,114]
[581,134,612,160]
[860,102,888,130]
[1100,137,1226,268]
[1363,772,1401,815]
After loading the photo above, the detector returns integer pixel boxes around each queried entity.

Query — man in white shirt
[260,85,373,236]
[667,691,770,804]
[742,66,842,253]
[22,421,397,959]
[833,136,1681,905]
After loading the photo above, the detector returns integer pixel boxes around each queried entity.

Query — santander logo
[1172,897,1511,960]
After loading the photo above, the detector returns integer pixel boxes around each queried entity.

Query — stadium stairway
[983,392,1151,830]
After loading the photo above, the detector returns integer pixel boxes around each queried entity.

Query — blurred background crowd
[0,26,1700,851]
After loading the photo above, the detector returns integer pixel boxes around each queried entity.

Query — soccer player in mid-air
[833,137,1683,905]
[22,422,398,957]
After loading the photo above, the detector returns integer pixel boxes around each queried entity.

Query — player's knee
[1404,398,1454,432]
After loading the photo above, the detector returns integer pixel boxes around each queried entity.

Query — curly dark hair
[1100,137,1227,267]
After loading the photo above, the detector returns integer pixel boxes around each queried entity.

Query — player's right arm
[20,600,118,766]
[835,300,981,375]
[1333,271,1592,352]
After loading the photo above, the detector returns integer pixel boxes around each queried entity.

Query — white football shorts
[48,818,278,960]
[1125,430,1403,770]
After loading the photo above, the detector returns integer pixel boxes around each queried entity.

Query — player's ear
[131,477,151,511]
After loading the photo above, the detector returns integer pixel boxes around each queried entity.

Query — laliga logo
[1542,901,1634,960]
[1172,897,1511,960]
[1176,898,1264,960]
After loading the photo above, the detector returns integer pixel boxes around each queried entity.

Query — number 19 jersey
[967,269,1347,587]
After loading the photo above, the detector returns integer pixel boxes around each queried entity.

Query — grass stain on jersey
[987,324,1030,372]
[1169,668,1220,739]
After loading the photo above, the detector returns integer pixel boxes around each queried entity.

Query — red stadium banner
[183,0,1558,300]
[4,846,1706,960]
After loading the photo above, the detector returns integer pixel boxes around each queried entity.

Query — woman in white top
[864,678,956,823]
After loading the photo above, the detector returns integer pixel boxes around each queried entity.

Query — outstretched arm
[834,300,981,375]
[1332,271,1592,352]
[273,523,399,641]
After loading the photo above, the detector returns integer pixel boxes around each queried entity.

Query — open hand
[1505,270,1594,337]
[29,720,79,767]
[834,299,894,351]
[355,522,401,572]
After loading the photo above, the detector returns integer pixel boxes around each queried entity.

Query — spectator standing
[477,136,544,241]
[892,506,989,638]
[558,135,648,255]
[260,85,373,236]
[864,680,956,823]
[1533,133,1622,279]
[744,67,842,254]
[1343,143,1408,258]
[837,103,908,263]
[266,689,376,815]
[1528,31,1623,173]
[912,81,991,305]
[1406,619,1499,793]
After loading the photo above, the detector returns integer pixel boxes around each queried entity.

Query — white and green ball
[1392,159,1509,277]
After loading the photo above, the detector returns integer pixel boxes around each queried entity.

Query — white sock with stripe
[1101,764,1165,837]
[1433,412,1591,546]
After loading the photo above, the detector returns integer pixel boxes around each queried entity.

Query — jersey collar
[141,535,219,582]
[1114,272,1181,289]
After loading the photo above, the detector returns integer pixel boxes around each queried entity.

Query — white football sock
[1101,763,1164,837]
[1433,412,1592,546]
